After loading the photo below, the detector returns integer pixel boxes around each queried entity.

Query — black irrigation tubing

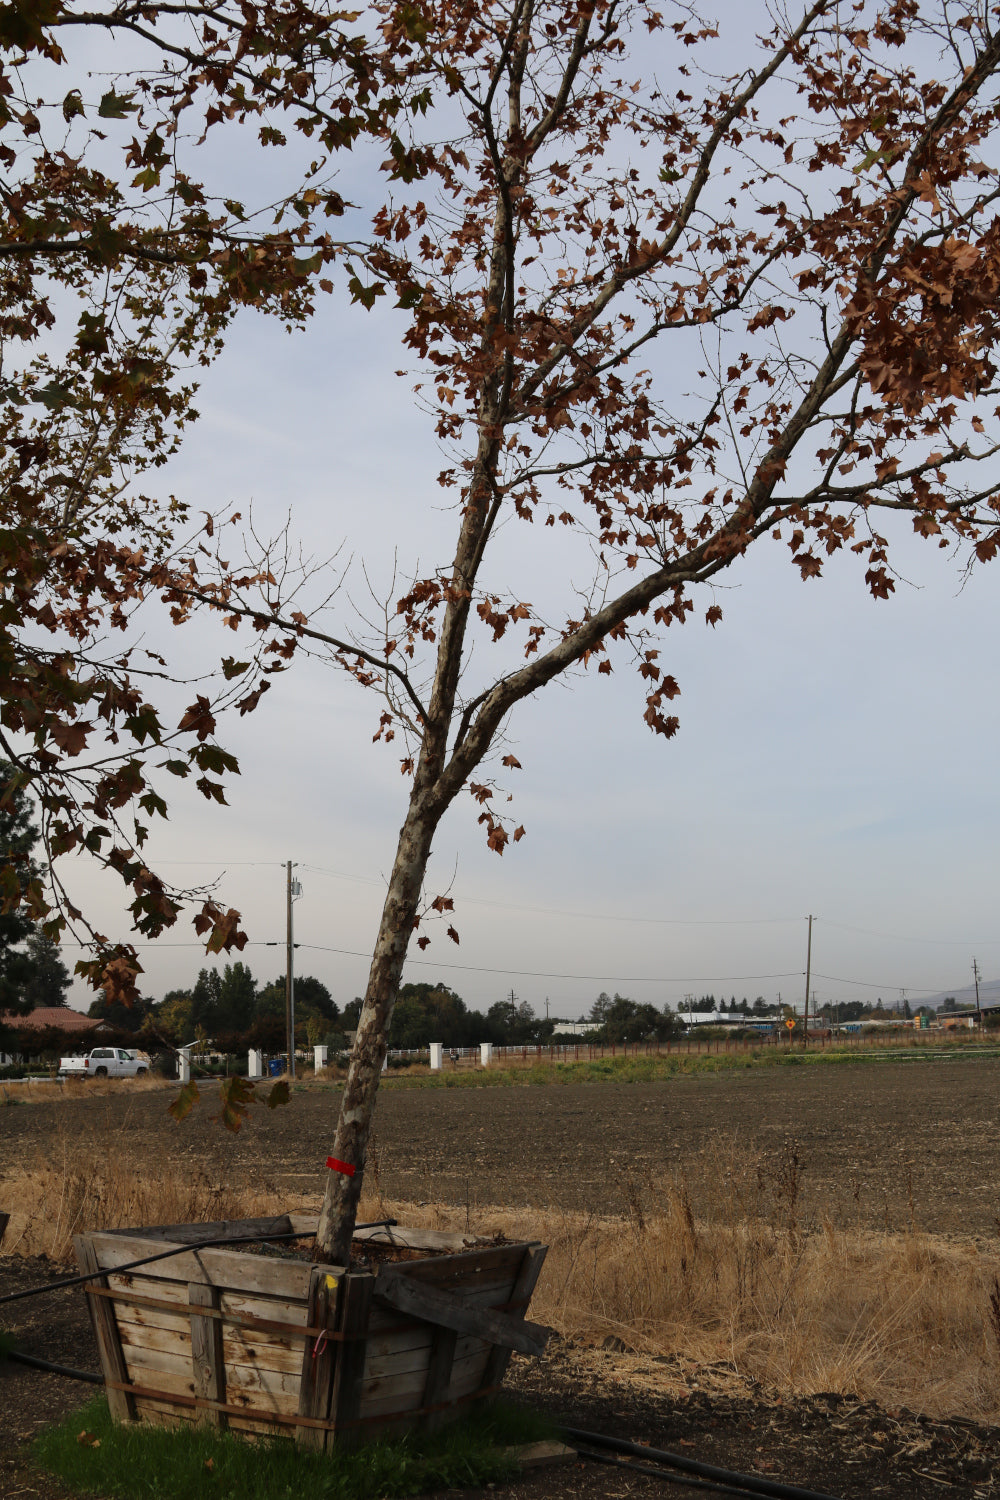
[572,1445,773,1498]
[561,1428,843,1500]
[6,1349,104,1385]
[0,1220,398,1309]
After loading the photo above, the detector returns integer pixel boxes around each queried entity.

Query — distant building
[1,1006,107,1068]
[681,1010,762,1028]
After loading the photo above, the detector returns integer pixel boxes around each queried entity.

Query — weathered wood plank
[114,1299,309,1356]
[362,1344,489,1403]
[85,1233,313,1301]
[116,1303,191,1339]
[286,1213,319,1237]
[358,1356,488,1421]
[222,1329,302,1375]
[228,1364,302,1404]
[190,1281,226,1430]
[139,1399,284,1439]
[365,1325,435,1364]
[108,1272,189,1307]
[119,1324,304,1383]
[119,1365,195,1401]
[420,1324,458,1434]
[365,1275,524,1335]
[219,1289,312,1328]
[329,1272,373,1451]
[74,1236,137,1422]
[384,1244,525,1286]
[364,1331,485,1383]
[481,1244,547,1395]
[133,1400,198,1429]
[373,1272,548,1356]
[123,1362,301,1414]
[114,1216,293,1245]
[296,1267,341,1451]
[122,1341,196,1382]
[352,1225,490,1253]
[120,1322,188,1360]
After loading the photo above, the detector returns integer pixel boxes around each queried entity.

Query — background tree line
[0,765,71,1020]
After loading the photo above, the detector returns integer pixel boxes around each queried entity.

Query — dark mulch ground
[3,1255,1000,1500]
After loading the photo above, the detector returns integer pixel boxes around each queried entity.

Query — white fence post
[429,1042,443,1071]
[480,1042,493,1067]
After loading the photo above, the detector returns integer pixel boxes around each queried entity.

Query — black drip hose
[6,1349,103,1385]
[574,1444,771,1497]
[561,1426,843,1500]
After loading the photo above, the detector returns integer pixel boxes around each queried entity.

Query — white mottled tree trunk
[314,787,441,1262]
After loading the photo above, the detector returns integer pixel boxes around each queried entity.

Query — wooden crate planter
[73,1215,548,1447]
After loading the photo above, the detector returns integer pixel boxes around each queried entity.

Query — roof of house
[1,1006,105,1032]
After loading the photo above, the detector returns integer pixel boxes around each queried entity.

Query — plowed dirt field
[4,1054,1000,1231]
[4,1054,1000,1500]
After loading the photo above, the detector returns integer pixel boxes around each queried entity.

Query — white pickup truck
[58,1047,150,1079]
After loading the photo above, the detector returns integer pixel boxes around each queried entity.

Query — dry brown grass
[0,1077,169,1105]
[0,1140,292,1263]
[4,1133,1000,1422]
[357,1142,1000,1425]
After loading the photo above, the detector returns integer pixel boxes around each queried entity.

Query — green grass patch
[35,1395,557,1500]
[372,1041,1000,1090]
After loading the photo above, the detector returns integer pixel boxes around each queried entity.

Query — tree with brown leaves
[7,1,1000,1265]
[294,0,1000,1259]
[0,0,412,990]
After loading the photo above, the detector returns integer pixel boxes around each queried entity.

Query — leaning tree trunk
[314,85,516,1263]
[314,791,441,1263]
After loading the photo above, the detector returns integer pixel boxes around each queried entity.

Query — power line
[296,943,805,984]
[58,940,280,949]
[298,862,801,928]
[147,860,285,868]
[53,941,962,992]
[811,971,942,994]
[820,918,1000,947]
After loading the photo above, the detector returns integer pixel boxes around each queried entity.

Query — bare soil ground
[4,1055,1000,1498]
[5,1056,1000,1231]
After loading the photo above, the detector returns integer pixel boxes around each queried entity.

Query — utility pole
[973,957,983,1028]
[286,861,302,1079]
[803,915,813,1046]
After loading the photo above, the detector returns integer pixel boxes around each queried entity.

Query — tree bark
[314,791,441,1263]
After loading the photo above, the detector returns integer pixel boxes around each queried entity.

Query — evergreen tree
[295,976,337,1022]
[217,962,257,1036]
[88,989,150,1033]
[252,974,340,1050]
[190,968,223,1036]
[589,991,613,1024]
[20,930,71,1009]
[0,764,42,1013]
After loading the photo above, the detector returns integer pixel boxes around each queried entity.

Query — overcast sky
[52,3,1000,1021]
